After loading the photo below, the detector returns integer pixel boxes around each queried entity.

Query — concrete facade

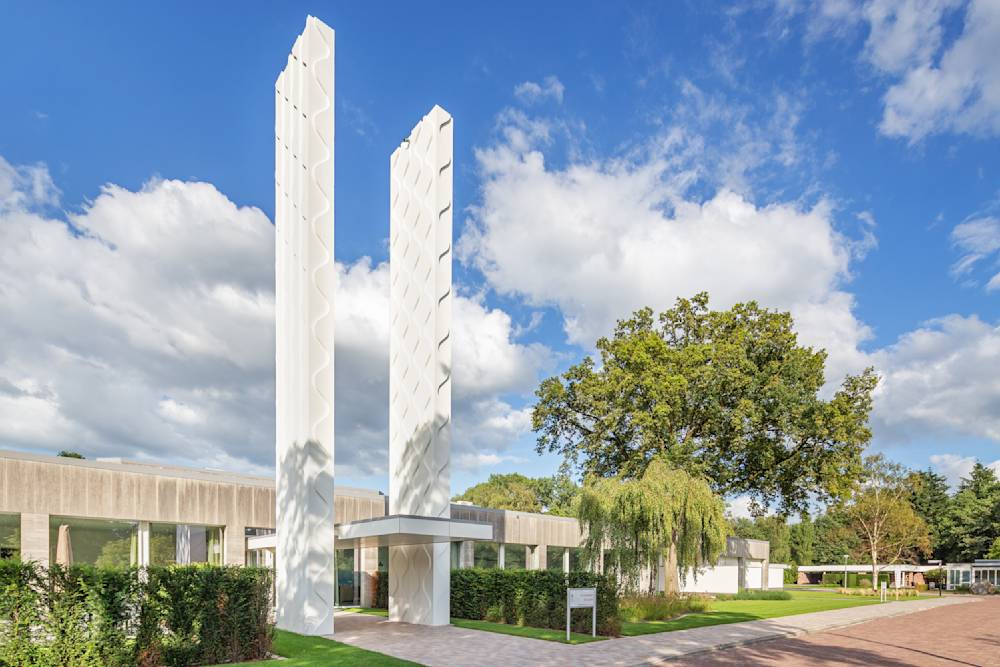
[274,14,337,637]
[1,451,781,600]
[388,105,455,626]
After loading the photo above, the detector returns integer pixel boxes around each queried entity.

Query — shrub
[0,561,273,667]
[783,565,797,585]
[450,569,620,636]
[372,571,388,609]
[618,594,710,623]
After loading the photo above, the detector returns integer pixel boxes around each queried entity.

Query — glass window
[451,541,461,569]
[504,544,527,569]
[474,542,499,568]
[546,546,566,571]
[962,570,971,585]
[49,516,139,568]
[568,547,584,571]
[0,513,19,560]
[377,546,389,573]
[336,548,357,606]
[149,523,223,565]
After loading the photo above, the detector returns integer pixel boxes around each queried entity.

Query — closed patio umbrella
[55,524,73,566]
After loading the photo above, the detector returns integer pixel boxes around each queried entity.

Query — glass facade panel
[49,516,139,568]
[546,546,565,571]
[451,541,461,569]
[474,542,499,568]
[504,544,527,569]
[0,513,19,560]
[149,523,223,565]
[568,547,584,571]
[336,548,358,606]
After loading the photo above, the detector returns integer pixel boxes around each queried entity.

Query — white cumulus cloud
[513,76,565,105]
[0,156,549,479]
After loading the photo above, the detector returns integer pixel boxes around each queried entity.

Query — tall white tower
[388,105,454,626]
[274,15,336,637]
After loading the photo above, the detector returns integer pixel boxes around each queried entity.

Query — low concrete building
[797,563,935,588]
[945,560,1000,590]
[0,450,782,603]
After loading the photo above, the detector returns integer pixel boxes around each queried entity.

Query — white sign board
[568,587,597,608]
[566,587,597,641]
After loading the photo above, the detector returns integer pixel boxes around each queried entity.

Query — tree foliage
[577,456,728,594]
[789,516,815,566]
[533,294,878,515]
[939,463,1000,561]
[453,473,580,516]
[906,469,950,560]
[844,456,930,589]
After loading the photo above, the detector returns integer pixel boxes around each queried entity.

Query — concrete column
[762,556,770,590]
[20,513,49,566]
[562,548,570,573]
[498,543,506,569]
[137,522,150,566]
[359,546,378,607]
[459,541,475,568]
[224,524,246,566]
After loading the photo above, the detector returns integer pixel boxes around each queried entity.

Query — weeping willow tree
[578,456,728,594]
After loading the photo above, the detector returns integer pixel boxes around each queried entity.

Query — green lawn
[220,629,420,667]
[621,590,884,636]
[450,617,606,644]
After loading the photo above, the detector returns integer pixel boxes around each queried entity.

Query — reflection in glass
[49,516,139,567]
[504,544,527,569]
[149,523,223,565]
[0,513,19,560]
[546,546,565,571]
[474,542,499,568]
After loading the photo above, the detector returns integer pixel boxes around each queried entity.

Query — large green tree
[578,456,727,594]
[533,294,878,515]
[812,510,862,565]
[940,463,1000,561]
[789,516,816,566]
[844,456,930,589]
[906,469,950,560]
[453,473,580,516]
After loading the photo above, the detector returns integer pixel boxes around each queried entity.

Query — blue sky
[2,1,999,505]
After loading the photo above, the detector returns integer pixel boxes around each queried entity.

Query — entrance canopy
[245,515,492,552]
[336,515,492,549]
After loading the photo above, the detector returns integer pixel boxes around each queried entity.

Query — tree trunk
[665,538,680,595]
[871,545,879,593]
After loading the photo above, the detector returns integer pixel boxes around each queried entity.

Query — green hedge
[450,569,620,636]
[0,561,272,667]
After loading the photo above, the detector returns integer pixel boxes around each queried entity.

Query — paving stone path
[331,595,977,666]
[670,594,1000,666]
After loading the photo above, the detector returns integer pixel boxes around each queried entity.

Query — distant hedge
[450,568,620,636]
[0,561,272,667]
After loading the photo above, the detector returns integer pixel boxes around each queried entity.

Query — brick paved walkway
[670,595,1000,667]
[331,595,976,666]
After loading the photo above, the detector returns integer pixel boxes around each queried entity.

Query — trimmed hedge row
[450,569,620,636]
[0,561,272,667]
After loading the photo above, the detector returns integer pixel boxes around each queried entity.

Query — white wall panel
[274,15,336,637]
[388,105,454,626]
[680,558,740,594]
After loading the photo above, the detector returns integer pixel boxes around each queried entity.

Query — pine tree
[940,463,1000,561]
[907,469,950,559]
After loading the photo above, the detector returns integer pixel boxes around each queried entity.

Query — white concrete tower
[388,105,454,626]
[274,16,336,637]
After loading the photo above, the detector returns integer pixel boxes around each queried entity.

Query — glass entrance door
[335,548,358,606]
